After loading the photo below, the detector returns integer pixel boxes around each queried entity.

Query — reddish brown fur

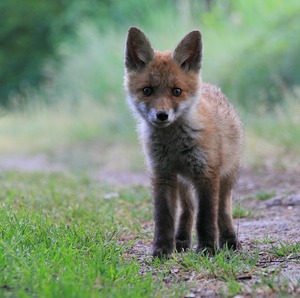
[126,52,200,112]
[124,27,243,258]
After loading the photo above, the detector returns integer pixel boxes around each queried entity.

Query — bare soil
[115,168,300,297]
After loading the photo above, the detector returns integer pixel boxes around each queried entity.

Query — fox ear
[173,30,202,72]
[125,27,154,71]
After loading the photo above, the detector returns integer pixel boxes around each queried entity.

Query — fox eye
[143,87,153,96]
[172,88,182,96]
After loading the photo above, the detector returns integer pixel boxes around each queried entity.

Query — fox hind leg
[218,176,241,250]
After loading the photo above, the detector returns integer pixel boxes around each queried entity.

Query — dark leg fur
[195,176,219,255]
[152,176,178,258]
[218,176,241,250]
[175,180,195,252]
[152,173,241,259]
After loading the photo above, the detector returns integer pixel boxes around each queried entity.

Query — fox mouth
[152,121,171,128]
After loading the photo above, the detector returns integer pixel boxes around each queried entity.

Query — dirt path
[117,168,300,297]
[236,169,300,244]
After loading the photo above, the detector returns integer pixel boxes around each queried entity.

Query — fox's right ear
[125,27,154,71]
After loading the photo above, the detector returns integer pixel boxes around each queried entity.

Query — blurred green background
[0,0,300,175]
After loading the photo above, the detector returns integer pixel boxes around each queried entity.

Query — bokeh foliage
[218,1,300,109]
[0,0,84,106]
[1,0,300,108]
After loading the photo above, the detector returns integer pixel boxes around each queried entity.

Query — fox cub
[124,27,243,258]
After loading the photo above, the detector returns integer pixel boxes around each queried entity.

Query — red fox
[124,27,243,258]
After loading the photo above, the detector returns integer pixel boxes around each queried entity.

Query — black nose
[156,111,169,121]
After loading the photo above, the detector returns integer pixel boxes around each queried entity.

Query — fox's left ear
[173,30,202,72]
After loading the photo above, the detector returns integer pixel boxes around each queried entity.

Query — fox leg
[218,177,241,250]
[175,179,195,252]
[152,175,178,258]
[195,176,219,255]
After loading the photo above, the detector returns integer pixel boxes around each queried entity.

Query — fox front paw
[196,244,216,256]
[152,244,174,259]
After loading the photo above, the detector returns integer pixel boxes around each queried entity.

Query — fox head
[124,27,202,128]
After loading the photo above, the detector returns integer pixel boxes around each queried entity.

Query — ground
[1,155,299,297]
[117,168,300,297]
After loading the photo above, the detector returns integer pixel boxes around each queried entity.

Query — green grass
[0,172,299,297]
[252,235,277,245]
[1,209,141,297]
[268,241,300,258]
[233,204,255,218]
[179,249,258,280]
[0,172,181,298]
[255,190,276,201]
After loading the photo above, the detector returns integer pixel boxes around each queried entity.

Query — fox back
[124,27,243,258]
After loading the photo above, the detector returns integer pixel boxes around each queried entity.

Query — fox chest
[145,126,207,177]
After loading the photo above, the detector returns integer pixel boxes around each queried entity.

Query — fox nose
[156,111,169,121]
